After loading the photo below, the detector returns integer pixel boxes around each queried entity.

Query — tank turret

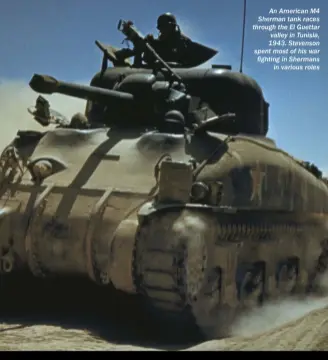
[28,19,268,136]
[29,72,191,132]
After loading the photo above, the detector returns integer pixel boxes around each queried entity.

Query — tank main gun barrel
[29,74,134,105]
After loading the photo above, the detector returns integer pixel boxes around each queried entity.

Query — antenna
[239,0,247,73]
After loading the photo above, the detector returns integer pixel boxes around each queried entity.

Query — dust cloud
[231,296,328,337]
[172,211,208,242]
[0,79,86,150]
[230,272,328,338]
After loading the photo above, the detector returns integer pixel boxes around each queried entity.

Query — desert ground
[1,80,328,351]
[1,291,328,351]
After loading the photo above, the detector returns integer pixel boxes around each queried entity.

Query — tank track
[133,208,328,340]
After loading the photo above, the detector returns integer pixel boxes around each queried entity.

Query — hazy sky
[0,0,327,169]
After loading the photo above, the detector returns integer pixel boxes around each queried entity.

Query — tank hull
[0,128,327,340]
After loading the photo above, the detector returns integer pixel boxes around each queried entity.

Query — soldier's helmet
[157,13,177,30]
[70,112,88,129]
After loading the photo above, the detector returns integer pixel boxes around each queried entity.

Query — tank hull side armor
[0,128,327,340]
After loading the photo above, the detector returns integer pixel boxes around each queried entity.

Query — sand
[1,296,328,351]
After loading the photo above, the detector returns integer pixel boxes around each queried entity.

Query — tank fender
[137,201,237,224]
[109,218,139,294]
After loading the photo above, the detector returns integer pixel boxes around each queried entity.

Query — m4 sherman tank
[1,19,328,340]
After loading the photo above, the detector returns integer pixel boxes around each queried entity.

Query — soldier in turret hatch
[115,13,216,68]
[144,13,192,65]
[116,13,193,66]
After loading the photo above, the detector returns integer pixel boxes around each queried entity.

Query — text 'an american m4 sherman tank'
[1,18,328,340]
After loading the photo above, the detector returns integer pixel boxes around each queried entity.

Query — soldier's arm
[115,48,136,60]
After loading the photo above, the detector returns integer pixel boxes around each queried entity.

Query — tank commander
[115,13,193,66]
[143,13,192,65]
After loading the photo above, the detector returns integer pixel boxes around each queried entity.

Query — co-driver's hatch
[95,40,132,68]
[27,95,70,127]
